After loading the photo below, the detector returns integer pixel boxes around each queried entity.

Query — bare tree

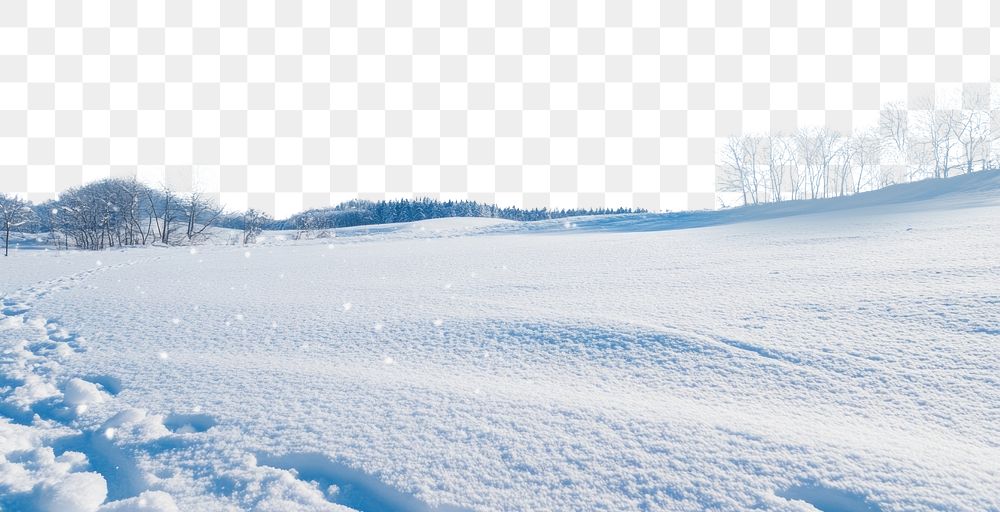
[795,127,842,199]
[0,194,37,256]
[115,177,154,246]
[880,102,909,161]
[832,135,858,197]
[988,110,1000,170]
[720,136,750,205]
[146,185,182,245]
[720,135,767,206]
[763,134,794,202]
[241,209,270,245]
[293,210,320,240]
[903,139,935,182]
[851,130,883,194]
[785,140,804,201]
[910,98,958,179]
[183,191,224,242]
[33,201,64,249]
[951,92,993,175]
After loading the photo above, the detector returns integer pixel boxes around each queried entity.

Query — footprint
[1,303,29,316]
[81,374,123,396]
[39,322,87,352]
[164,413,217,434]
[778,483,882,512]
[46,324,74,341]
[257,452,474,512]
[25,339,71,358]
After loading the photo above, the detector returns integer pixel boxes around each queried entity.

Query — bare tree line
[2,177,227,253]
[721,91,1000,205]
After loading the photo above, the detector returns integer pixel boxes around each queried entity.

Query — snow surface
[2,173,999,511]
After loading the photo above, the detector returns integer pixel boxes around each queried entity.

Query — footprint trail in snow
[0,260,182,512]
[1,258,370,512]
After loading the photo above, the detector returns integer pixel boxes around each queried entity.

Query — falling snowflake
[443,283,452,290]
[158,351,169,360]
[96,260,103,266]
[244,251,251,258]
[373,323,384,332]
[171,318,180,325]
[342,302,352,311]
[271,321,278,328]
[383,356,395,365]
[433,318,444,327]
[235,314,244,321]
[189,248,198,255]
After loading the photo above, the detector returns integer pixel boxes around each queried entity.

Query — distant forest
[246,198,647,231]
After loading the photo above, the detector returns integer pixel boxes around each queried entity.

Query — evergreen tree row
[257,198,647,231]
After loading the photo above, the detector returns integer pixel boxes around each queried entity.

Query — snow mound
[63,378,107,413]
[35,471,108,512]
[98,491,179,512]
[99,409,170,442]
[0,429,108,512]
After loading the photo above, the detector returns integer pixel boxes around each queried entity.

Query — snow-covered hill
[1,174,998,511]
[486,169,1000,235]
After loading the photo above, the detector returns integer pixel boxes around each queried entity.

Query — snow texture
[2,173,1000,511]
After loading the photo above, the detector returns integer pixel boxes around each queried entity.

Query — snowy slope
[1,174,999,511]
[487,170,1000,235]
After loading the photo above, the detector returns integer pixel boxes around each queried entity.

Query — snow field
[1,174,999,510]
